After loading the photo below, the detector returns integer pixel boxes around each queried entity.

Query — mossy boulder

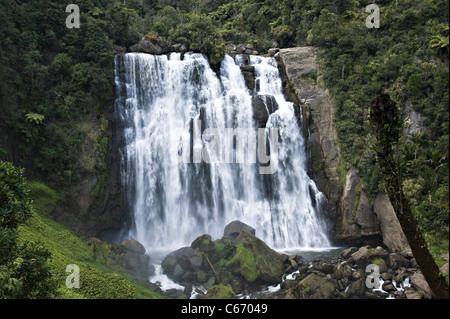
[204,284,236,299]
[291,273,338,299]
[232,230,284,284]
[161,221,284,294]
[226,243,260,282]
[350,245,389,267]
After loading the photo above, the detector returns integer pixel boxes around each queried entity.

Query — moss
[214,242,225,254]
[371,258,384,265]
[204,284,235,299]
[303,283,311,294]
[226,243,260,282]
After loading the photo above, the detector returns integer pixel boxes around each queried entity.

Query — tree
[368,93,449,299]
[0,161,57,298]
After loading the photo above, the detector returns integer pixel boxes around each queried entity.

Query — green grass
[18,180,164,299]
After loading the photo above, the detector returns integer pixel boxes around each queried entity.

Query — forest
[0,0,448,299]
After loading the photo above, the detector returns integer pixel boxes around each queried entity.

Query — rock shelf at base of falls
[156,221,435,299]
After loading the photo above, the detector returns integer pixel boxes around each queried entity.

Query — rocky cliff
[277,47,410,254]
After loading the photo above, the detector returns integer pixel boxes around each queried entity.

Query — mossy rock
[203,284,236,299]
[232,230,284,284]
[226,243,260,282]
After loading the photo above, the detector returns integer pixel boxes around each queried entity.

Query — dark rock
[203,284,236,299]
[203,277,216,290]
[173,264,184,280]
[333,262,352,280]
[382,280,396,292]
[389,253,409,269]
[340,247,359,259]
[381,272,392,281]
[129,38,163,55]
[251,95,278,128]
[223,220,255,240]
[161,255,177,275]
[191,234,213,252]
[197,270,208,283]
[346,277,366,298]
[375,259,389,273]
[291,273,338,299]
[268,48,280,56]
[114,45,127,54]
[240,65,255,91]
[189,255,203,269]
[120,238,146,255]
[177,254,195,272]
[319,263,334,274]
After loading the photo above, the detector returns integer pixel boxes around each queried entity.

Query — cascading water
[114,52,330,253]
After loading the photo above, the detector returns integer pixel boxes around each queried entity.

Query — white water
[114,52,330,253]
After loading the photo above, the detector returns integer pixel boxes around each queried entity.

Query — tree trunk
[369,93,449,299]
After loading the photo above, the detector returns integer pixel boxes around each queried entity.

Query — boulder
[404,286,422,299]
[161,246,199,280]
[161,255,177,275]
[389,253,409,270]
[292,273,338,299]
[120,238,146,255]
[340,247,359,259]
[382,280,396,293]
[223,220,255,240]
[129,37,164,55]
[345,277,366,298]
[411,271,433,299]
[373,193,411,255]
[351,246,389,267]
[203,284,236,299]
[333,262,352,280]
[268,48,280,56]
[232,230,284,284]
[118,239,154,278]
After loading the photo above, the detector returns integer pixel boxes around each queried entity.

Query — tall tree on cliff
[368,93,449,299]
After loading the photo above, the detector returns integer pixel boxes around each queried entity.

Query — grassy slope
[18,180,164,299]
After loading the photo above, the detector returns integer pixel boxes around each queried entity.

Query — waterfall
[114,52,330,253]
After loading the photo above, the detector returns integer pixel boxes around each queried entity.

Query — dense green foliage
[0,0,448,297]
[0,161,57,298]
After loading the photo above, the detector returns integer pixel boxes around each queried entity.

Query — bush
[0,161,58,298]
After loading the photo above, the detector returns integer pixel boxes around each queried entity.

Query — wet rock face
[278,47,411,255]
[251,95,279,128]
